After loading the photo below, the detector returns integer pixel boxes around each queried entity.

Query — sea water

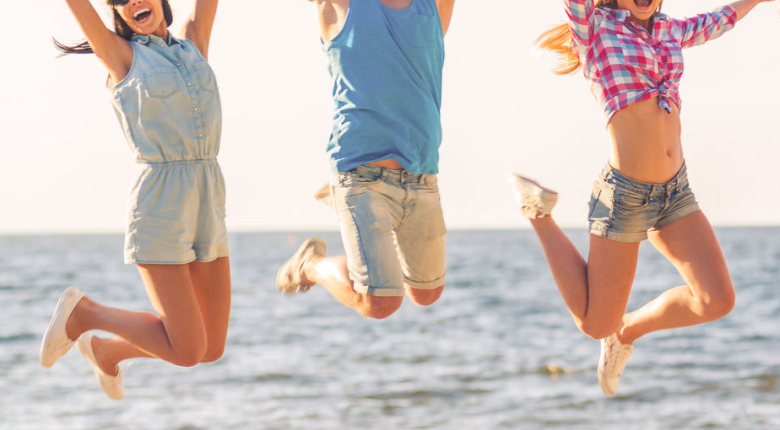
[0,229,778,430]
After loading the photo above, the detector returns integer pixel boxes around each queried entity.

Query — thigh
[648,211,733,301]
[137,263,207,350]
[585,235,641,330]
[396,177,447,290]
[188,257,231,351]
[333,176,405,296]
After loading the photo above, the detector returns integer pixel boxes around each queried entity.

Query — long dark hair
[54,0,174,55]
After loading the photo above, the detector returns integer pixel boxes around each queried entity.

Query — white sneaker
[40,287,86,367]
[77,333,124,400]
[509,173,558,217]
[276,237,327,294]
[598,333,634,396]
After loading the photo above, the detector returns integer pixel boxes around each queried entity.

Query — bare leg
[529,214,640,339]
[405,285,444,307]
[65,257,232,372]
[619,212,734,344]
[304,256,403,319]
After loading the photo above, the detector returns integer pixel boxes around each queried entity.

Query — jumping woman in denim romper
[510,0,772,396]
[40,0,229,400]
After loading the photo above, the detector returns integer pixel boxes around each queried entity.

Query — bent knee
[578,316,622,340]
[200,345,225,363]
[171,347,208,367]
[357,296,403,320]
[700,286,735,321]
[407,285,444,307]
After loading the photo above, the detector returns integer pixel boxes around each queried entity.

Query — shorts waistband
[601,162,688,194]
[139,158,217,167]
[338,164,435,185]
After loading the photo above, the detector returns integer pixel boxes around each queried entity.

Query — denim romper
[109,34,228,264]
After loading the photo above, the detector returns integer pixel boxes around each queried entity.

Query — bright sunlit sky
[1,0,779,233]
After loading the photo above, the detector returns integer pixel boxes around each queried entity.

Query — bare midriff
[368,159,404,170]
[607,97,684,183]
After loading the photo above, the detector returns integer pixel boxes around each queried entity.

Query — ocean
[1,228,778,430]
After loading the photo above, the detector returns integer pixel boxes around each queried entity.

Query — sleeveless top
[323,0,445,174]
[108,34,221,163]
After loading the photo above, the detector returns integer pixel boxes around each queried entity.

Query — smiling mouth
[133,9,152,23]
[633,0,653,8]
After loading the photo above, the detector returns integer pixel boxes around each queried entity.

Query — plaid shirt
[564,0,737,124]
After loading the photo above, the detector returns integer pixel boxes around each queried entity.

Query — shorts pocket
[588,182,614,227]
[615,188,649,210]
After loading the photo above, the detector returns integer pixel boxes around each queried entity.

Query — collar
[131,33,181,46]
[604,7,671,32]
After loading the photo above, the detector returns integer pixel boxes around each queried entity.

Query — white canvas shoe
[598,333,634,396]
[276,237,327,294]
[40,287,86,367]
[509,173,558,217]
[77,333,123,401]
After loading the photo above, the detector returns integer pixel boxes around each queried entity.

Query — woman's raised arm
[180,0,219,59]
[729,0,774,20]
[63,0,133,82]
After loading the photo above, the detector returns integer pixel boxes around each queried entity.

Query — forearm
[728,0,771,21]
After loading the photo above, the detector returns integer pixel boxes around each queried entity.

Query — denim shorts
[331,164,447,297]
[124,159,229,264]
[588,163,701,243]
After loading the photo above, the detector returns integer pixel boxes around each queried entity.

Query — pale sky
[1,0,778,234]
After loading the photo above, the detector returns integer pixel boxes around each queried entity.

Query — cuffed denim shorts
[588,163,701,243]
[330,164,447,297]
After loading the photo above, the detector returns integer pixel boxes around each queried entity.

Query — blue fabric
[109,34,222,164]
[108,34,228,264]
[323,0,445,175]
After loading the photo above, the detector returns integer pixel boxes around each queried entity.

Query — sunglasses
[106,0,130,6]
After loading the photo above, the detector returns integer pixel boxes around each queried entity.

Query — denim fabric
[109,34,228,264]
[588,163,701,242]
[331,164,447,296]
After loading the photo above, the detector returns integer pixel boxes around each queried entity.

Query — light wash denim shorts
[588,163,701,243]
[331,164,447,297]
[124,158,229,264]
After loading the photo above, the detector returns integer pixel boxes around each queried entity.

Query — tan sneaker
[598,333,634,396]
[40,287,86,367]
[276,237,327,294]
[77,333,123,400]
[509,173,558,217]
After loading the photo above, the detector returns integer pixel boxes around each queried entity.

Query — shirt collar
[131,33,181,46]
[605,8,671,32]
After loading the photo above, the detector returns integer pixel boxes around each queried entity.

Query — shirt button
[187,82,191,87]
[198,133,203,138]
[194,107,199,111]
[177,63,181,66]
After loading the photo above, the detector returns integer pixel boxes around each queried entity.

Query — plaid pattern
[564,0,737,123]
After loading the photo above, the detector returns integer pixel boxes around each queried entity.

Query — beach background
[1,229,779,430]
[1,0,779,428]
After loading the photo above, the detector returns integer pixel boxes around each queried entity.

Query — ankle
[92,337,120,376]
[64,296,90,340]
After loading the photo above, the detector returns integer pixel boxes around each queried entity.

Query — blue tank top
[323,0,445,174]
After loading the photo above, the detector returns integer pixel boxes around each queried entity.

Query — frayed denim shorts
[330,164,447,297]
[588,163,701,243]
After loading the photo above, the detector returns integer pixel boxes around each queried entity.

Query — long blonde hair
[537,0,663,75]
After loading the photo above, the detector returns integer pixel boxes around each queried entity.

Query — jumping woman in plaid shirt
[510,0,772,396]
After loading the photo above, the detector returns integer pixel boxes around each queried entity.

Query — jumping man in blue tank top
[276,0,457,319]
